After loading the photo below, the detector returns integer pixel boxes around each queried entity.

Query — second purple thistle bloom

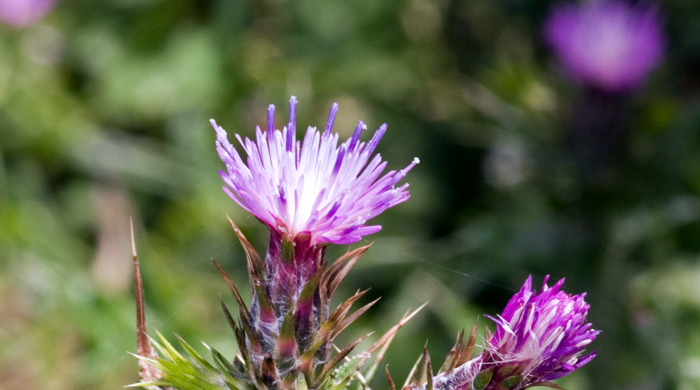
[0,0,55,27]
[213,97,419,246]
[482,275,600,389]
[543,0,665,92]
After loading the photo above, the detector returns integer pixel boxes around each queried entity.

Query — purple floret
[0,0,55,27]
[543,0,665,92]
[213,96,418,246]
[482,275,600,389]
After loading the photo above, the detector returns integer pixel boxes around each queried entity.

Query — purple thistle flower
[0,0,55,27]
[213,96,419,246]
[543,0,665,92]
[480,275,599,390]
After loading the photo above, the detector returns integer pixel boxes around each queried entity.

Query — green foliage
[131,332,242,390]
[130,331,395,390]
[2,1,700,390]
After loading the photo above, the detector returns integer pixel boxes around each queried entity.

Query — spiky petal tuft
[480,275,599,389]
[213,96,418,246]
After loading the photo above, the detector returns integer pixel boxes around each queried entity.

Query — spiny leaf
[227,216,265,292]
[133,333,227,390]
[153,331,187,363]
[298,315,339,384]
[325,345,374,390]
[439,329,465,374]
[357,303,427,383]
[209,348,235,376]
[366,303,427,356]
[440,320,479,375]
[345,369,370,390]
[458,321,479,367]
[236,305,263,356]
[220,300,240,336]
[131,220,162,383]
[175,334,216,372]
[315,333,372,387]
[303,290,368,365]
[126,378,171,389]
[421,348,433,390]
[127,354,168,389]
[322,351,367,390]
[237,312,262,357]
[327,290,369,326]
[221,301,260,386]
[298,290,364,368]
[213,260,251,322]
[331,298,380,341]
[321,245,371,303]
[403,352,425,389]
[386,366,396,390]
[208,346,242,382]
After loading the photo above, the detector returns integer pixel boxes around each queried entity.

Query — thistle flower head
[213,96,418,246]
[0,0,55,27]
[402,275,599,390]
[543,0,665,92]
[481,275,599,389]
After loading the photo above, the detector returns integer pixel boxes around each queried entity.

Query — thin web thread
[142,232,518,344]
[359,238,518,293]
[204,234,517,294]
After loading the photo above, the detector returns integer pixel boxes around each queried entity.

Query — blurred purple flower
[213,96,418,246]
[544,0,665,92]
[0,0,55,27]
[480,275,599,389]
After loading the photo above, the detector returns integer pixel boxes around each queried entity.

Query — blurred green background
[2,0,700,389]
